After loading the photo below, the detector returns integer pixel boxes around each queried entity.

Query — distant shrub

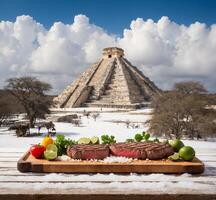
[15,124,30,137]
[148,81,216,140]
[131,123,140,129]
[57,114,78,123]
[83,111,90,118]
[71,119,81,127]
[125,120,131,128]
[92,113,100,121]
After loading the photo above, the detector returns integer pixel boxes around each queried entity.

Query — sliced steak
[110,142,174,160]
[67,144,109,160]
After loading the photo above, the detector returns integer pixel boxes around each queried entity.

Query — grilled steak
[110,142,174,160]
[67,142,174,160]
[67,144,109,160]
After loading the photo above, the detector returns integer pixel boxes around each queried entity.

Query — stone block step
[110,84,139,90]
[98,99,130,104]
[99,96,130,102]
[104,90,141,96]
[82,102,148,109]
[99,96,144,104]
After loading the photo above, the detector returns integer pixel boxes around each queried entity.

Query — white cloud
[0,14,215,93]
[118,16,216,91]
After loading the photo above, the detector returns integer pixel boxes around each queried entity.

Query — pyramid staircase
[54,47,161,109]
[84,58,146,108]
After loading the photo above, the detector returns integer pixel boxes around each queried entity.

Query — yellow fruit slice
[41,136,54,147]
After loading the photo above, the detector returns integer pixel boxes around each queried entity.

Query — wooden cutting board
[17,151,204,174]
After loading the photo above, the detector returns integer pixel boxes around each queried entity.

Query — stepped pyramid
[54,47,161,109]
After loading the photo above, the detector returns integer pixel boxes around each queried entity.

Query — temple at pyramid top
[54,47,161,109]
[102,47,124,58]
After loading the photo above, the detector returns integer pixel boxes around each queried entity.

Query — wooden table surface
[0,146,216,200]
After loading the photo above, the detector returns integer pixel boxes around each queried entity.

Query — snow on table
[0,140,216,198]
[0,108,216,198]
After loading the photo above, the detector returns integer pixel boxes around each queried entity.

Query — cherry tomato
[30,145,46,159]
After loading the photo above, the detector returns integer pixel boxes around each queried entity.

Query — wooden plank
[0,148,26,153]
[1,157,213,163]
[1,167,216,176]
[196,153,216,156]
[4,156,215,163]
[17,151,204,174]
[195,156,216,161]
[204,162,216,167]
[195,150,216,153]
[0,152,23,157]
[0,174,216,183]
[0,159,213,172]
[0,193,216,200]
[0,157,19,162]
[0,182,215,195]
[1,169,216,177]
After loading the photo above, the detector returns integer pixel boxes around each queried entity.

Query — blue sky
[1,0,216,34]
[0,0,216,93]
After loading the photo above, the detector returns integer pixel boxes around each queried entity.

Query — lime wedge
[44,150,57,160]
[168,153,180,161]
[46,144,58,152]
[91,136,99,144]
[78,137,91,144]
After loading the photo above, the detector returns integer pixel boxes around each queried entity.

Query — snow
[0,107,216,194]
[1,180,215,194]
[0,108,152,148]
[0,107,215,154]
[51,107,129,113]
[0,107,215,152]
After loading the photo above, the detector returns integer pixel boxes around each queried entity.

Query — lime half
[44,150,57,160]
[91,136,99,144]
[78,137,91,144]
[46,144,58,152]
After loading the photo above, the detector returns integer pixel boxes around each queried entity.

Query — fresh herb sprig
[55,134,77,156]
[131,132,161,143]
[133,131,151,142]
[101,134,116,144]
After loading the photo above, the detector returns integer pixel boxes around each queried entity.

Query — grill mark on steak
[67,144,109,160]
[67,142,174,160]
[110,142,174,160]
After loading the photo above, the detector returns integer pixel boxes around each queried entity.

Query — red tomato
[30,145,46,159]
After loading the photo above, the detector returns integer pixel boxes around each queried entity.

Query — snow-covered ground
[0,107,216,194]
[0,108,152,149]
[0,107,215,151]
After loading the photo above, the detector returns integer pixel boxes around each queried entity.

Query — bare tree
[125,120,131,128]
[148,81,216,139]
[71,119,81,127]
[174,81,207,94]
[92,113,100,121]
[0,96,11,126]
[5,77,52,128]
[83,111,90,118]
